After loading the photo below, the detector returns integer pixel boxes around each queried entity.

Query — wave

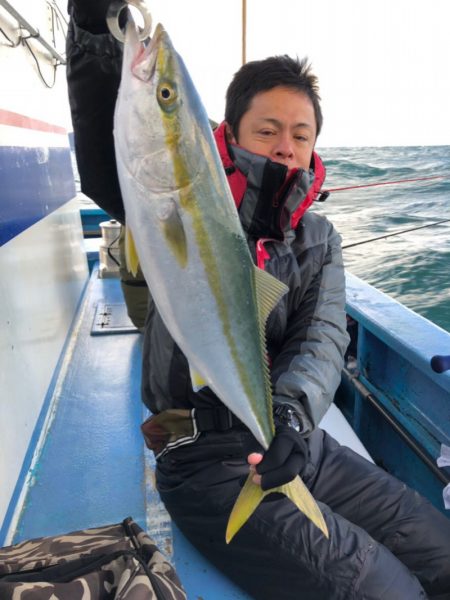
[313,145,450,332]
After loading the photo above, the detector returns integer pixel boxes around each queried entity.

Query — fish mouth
[131,22,166,82]
[147,22,166,57]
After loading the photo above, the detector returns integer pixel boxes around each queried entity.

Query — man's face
[229,86,316,171]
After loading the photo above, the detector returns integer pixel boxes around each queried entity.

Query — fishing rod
[342,218,450,249]
[342,367,450,483]
[318,173,450,249]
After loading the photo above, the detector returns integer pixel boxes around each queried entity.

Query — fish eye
[157,81,178,111]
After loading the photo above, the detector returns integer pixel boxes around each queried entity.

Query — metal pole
[0,0,66,64]
[242,0,246,65]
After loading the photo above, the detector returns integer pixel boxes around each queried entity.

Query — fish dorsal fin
[125,225,140,277]
[254,267,289,328]
[254,266,289,434]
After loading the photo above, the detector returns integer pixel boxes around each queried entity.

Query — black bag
[0,517,186,599]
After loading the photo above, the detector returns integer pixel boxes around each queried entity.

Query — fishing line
[46,0,68,27]
[319,173,449,249]
[324,174,445,194]
[22,35,57,88]
[0,25,20,46]
[107,232,121,267]
[342,219,450,249]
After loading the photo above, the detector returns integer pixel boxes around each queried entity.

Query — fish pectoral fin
[225,474,328,544]
[158,199,188,268]
[254,267,289,326]
[189,365,208,391]
[125,226,140,277]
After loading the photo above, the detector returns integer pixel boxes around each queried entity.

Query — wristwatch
[273,404,302,433]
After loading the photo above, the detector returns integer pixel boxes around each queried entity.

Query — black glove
[255,424,308,491]
[67,0,126,33]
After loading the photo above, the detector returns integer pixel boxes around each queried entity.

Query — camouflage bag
[0,517,186,599]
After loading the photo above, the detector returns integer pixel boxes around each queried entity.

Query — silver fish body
[113,21,328,544]
[114,23,281,449]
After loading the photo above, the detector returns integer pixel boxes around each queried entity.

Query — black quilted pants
[157,429,450,599]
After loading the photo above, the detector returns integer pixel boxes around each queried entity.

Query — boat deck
[9,251,449,597]
[10,265,252,599]
[6,263,378,599]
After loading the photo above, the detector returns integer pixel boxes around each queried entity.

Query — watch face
[289,413,301,432]
[284,408,301,431]
[274,405,302,432]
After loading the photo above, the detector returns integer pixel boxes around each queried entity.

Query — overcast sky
[145,0,450,147]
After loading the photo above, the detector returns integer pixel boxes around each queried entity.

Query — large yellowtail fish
[113,19,328,543]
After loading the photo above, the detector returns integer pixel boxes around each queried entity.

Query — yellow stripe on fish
[156,38,275,443]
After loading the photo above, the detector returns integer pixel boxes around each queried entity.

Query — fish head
[114,21,213,195]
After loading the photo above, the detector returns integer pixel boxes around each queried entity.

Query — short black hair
[225,55,323,140]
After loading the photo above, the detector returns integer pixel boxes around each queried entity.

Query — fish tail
[225,473,329,544]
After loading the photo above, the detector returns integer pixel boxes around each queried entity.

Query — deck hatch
[91,302,139,335]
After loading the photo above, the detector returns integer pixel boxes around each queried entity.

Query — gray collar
[230,144,313,240]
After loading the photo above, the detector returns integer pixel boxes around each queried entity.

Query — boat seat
[320,403,374,463]
[6,265,372,599]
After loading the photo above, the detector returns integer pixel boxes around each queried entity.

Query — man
[66,3,450,598]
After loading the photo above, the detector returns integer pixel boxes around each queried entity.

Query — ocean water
[76,145,450,333]
[313,145,450,333]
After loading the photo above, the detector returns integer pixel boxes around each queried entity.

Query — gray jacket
[141,142,350,436]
